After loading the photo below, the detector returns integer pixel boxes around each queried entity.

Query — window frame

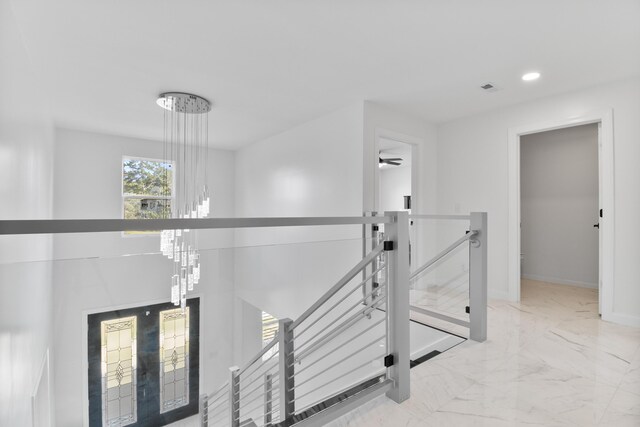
[121,155,175,237]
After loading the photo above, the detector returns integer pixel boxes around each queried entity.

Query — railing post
[278,318,295,421]
[469,212,488,342]
[229,366,240,427]
[362,211,379,306]
[264,373,273,426]
[200,393,208,427]
[384,211,410,403]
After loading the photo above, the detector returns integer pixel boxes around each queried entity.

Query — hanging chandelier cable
[157,92,212,309]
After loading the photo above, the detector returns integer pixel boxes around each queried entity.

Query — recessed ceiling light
[522,72,541,81]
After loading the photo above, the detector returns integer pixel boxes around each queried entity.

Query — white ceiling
[10,0,640,149]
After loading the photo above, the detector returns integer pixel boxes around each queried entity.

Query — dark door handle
[593,223,600,229]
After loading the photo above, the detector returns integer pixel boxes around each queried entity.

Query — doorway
[508,110,614,320]
[377,137,414,263]
[519,124,600,310]
[378,137,412,213]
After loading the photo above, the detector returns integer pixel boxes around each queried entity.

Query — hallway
[329,280,640,426]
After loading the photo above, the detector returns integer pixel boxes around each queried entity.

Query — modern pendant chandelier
[157,92,212,309]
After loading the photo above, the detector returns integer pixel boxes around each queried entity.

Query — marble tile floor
[327,279,640,427]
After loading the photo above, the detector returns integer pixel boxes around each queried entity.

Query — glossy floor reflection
[328,279,640,427]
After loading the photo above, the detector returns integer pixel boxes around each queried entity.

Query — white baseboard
[602,311,640,328]
[521,274,598,289]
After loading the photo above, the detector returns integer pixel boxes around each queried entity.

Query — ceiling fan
[379,156,403,166]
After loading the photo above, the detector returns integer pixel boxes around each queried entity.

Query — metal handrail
[0,215,393,235]
[409,230,477,282]
[409,214,471,220]
[293,293,387,364]
[237,336,279,376]
[289,242,385,330]
[292,317,387,379]
[204,381,229,406]
[291,352,386,404]
[294,262,386,339]
[199,212,413,426]
[294,285,386,355]
[294,334,386,389]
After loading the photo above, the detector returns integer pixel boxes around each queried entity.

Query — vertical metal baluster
[278,319,295,422]
[264,373,273,426]
[200,393,208,427]
[229,367,240,427]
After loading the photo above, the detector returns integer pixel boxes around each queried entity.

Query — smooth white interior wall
[233,104,365,320]
[436,77,640,325]
[0,2,55,426]
[379,166,411,213]
[51,129,236,426]
[520,124,599,288]
[52,128,236,259]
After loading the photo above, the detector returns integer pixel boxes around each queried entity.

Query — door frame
[507,110,614,320]
[374,128,422,256]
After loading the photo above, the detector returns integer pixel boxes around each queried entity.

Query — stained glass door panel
[101,316,137,426]
[159,307,190,413]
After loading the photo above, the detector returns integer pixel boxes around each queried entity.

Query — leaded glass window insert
[100,316,137,427]
[159,307,190,413]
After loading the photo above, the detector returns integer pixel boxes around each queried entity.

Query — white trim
[507,110,615,322]
[521,274,598,289]
[373,128,423,265]
[373,128,423,214]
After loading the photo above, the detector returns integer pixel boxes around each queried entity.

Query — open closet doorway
[509,111,615,321]
[519,123,601,313]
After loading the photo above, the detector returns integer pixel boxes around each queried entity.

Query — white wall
[53,128,236,259]
[436,77,640,325]
[379,166,411,213]
[0,2,55,426]
[50,129,237,426]
[520,124,599,288]
[233,103,365,321]
[363,102,438,215]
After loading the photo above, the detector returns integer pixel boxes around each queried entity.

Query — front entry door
[87,298,200,426]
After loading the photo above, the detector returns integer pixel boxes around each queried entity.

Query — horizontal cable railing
[201,212,410,426]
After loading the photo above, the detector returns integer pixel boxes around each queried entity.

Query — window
[88,299,199,427]
[122,157,173,231]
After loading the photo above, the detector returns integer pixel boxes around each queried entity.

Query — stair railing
[200,211,410,427]
[408,212,487,342]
